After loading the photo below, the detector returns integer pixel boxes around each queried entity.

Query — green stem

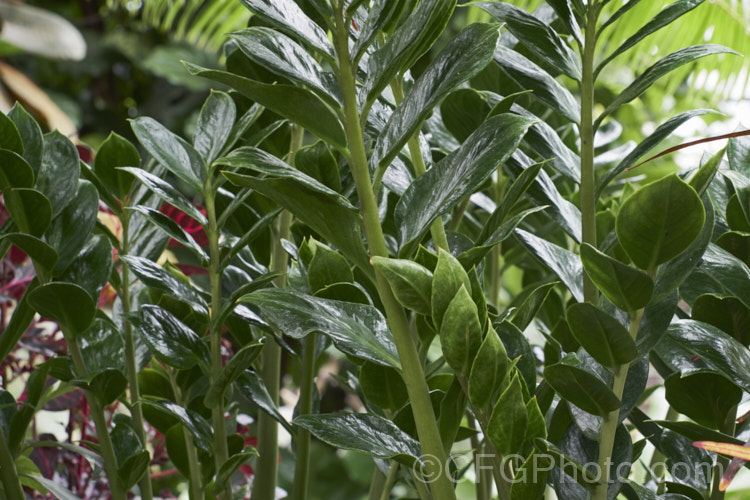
[448,196,471,233]
[580,1,600,304]
[379,461,399,500]
[390,78,450,252]
[367,466,387,500]
[0,430,24,500]
[489,175,504,309]
[593,308,644,500]
[120,209,154,500]
[68,333,127,500]
[252,126,302,500]
[467,414,488,500]
[205,190,231,500]
[291,334,317,500]
[711,406,737,500]
[649,405,679,478]
[167,368,203,498]
[332,10,456,500]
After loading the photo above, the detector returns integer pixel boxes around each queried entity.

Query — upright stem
[252,125,302,500]
[0,430,24,500]
[68,334,127,500]
[120,209,154,500]
[167,368,203,498]
[593,308,644,500]
[379,461,399,500]
[580,1,600,304]
[333,9,456,500]
[367,466,388,500]
[490,175,504,309]
[711,406,737,500]
[291,333,317,500]
[390,79,450,252]
[205,190,231,500]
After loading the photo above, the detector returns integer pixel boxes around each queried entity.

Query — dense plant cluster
[1,1,750,500]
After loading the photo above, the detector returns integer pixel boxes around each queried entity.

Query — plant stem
[167,368,203,498]
[67,333,127,500]
[390,78,450,252]
[0,429,24,500]
[580,0,600,304]
[467,414,488,500]
[332,9,456,500]
[367,466,387,500]
[490,174,505,309]
[379,461,399,500]
[593,308,644,500]
[711,405,737,500]
[205,189,231,500]
[252,126,302,500]
[649,405,679,478]
[291,333,317,500]
[120,209,154,500]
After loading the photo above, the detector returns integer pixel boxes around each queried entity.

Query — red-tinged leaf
[694,439,750,491]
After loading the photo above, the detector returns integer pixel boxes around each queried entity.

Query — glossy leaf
[131,206,208,262]
[215,451,259,494]
[431,249,471,329]
[545,0,582,44]
[664,371,741,430]
[616,174,705,270]
[580,243,653,311]
[194,90,236,164]
[204,340,264,408]
[515,229,584,302]
[140,399,213,451]
[487,374,528,456]
[359,362,409,411]
[94,132,140,199]
[59,234,113,299]
[544,353,621,416]
[510,282,557,332]
[351,0,404,62]
[45,180,99,275]
[119,167,208,225]
[0,150,34,190]
[129,305,210,370]
[567,303,637,368]
[396,114,535,255]
[294,141,340,192]
[599,45,736,124]
[0,111,23,155]
[372,256,433,316]
[477,2,582,80]
[8,103,43,174]
[4,188,51,237]
[468,326,508,409]
[294,413,421,465]
[242,288,400,368]
[236,371,293,434]
[28,282,96,336]
[185,63,346,148]
[692,294,750,346]
[440,285,482,373]
[695,243,750,310]
[35,131,79,217]
[0,278,38,361]
[131,116,206,192]
[370,22,499,171]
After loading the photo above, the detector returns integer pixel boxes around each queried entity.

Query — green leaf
[692,294,750,346]
[440,88,490,142]
[29,441,105,470]
[510,282,556,332]
[598,109,716,194]
[597,0,705,73]
[21,475,79,500]
[140,399,213,451]
[729,133,750,177]
[544,0,582,44]
[598,45,736,124]
[76,318,127,405]
[477,2,581,80]
[0,111,23,155]
[431,249,471,329]
[307,242,354,294]
[664,371,742,430]
[194,91,237,165]
[185,63,346,148]
[204,340,264,408]
[515,229,583,302]
[293,413,421,465]
[372,257,433,316]
[9,103,43,174]
[696,243,750,309]
[493,46,580,124]
[0,150,34,189]
[238,0,335,61]
[688,147,725,197]
[440,285,483,373]
[35,131,79,217]
[119,167,207,225]
[95,132,140,199]
[59,234,113,299]
[352,0,405,62]
[28,282,95,336]
[129,305,210,370]
[131,116,207,192]
[214,451,259,495]
[231,28,340,108]
[46,180,100,275]
[580,243,653,311]
[131,206,208,263]
[110,416,149,488]
[4,188,51,237]
[487,373,528,455]
[396,114,535,256]
[242,289,400,368]
[0,278,38,361]
[616,174,705,270]
[359,362,409,411]
[236,371,293,434]
[510,449,555,500]
[370,22,499,171]
[543,353,621,416]
[294,141,341,192]
[468,325,508,409]
[362,0,457,110]
[566,303,638,368]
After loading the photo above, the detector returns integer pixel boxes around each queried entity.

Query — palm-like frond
[106,0,251,52]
